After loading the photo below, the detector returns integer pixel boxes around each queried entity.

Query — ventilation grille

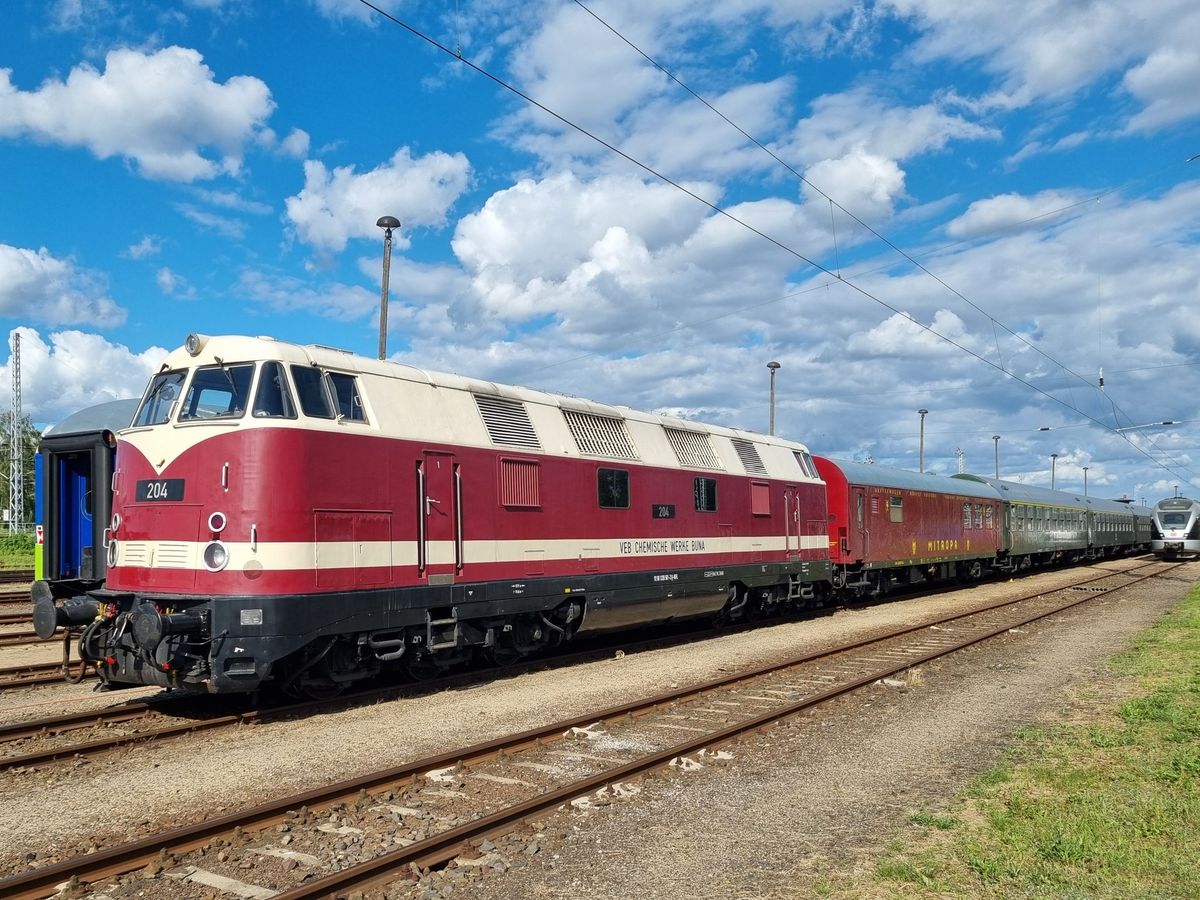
[665,427,721,469]
[156,543,192,569]
[563,410,638,460]
[731,438,767,475]
[500,459,540,507]
[474,394,541,450]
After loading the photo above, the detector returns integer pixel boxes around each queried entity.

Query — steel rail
[0,560,1177,900]
[0,661,96,691]
[0,629,40,647]
[0,612,31,626]
[0,570,33,585]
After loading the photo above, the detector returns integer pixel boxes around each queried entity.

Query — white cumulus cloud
[0,244,125,326]
[0,46,274,181]
[1,327,167,426]
[285,148,472,254]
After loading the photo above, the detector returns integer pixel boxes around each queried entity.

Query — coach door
[418,451,463,581]
[853,487,868,559]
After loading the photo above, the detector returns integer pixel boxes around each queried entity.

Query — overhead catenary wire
[352,0,1198,490]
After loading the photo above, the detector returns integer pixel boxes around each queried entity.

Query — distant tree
[0,412,42,530]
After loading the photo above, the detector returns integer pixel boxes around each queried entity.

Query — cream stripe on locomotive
[112,534,830,572]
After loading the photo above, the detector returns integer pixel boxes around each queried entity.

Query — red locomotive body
[83,335,831,694]
[814,456,1003,594]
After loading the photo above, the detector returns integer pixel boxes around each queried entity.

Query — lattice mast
[7,332,21,531]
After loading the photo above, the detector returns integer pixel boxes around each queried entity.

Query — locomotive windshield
[179,363,255,420]
[133,370,186,426]
[1161,512,1190,526]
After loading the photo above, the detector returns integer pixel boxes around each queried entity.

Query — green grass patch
[0,532,34,569]
[871,582,1200,899]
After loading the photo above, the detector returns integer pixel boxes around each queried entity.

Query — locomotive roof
[817,458,1002,500]
[156,334,816,458]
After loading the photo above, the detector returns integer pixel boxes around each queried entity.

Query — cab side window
[253,361,297,419]
[328,372,366,422]
[290,365,334,419]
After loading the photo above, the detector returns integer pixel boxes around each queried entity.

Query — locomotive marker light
[202,539,230,572]
[208,511,227,533]
[1050,452,1059,489]
[767,361,781,435]
[376,216,401,361]
[917,408,929,473]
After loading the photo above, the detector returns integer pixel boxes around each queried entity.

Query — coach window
[962,503,971,529]
[328,372,366,423]
[133,370,186,426]
[179,363,254,420]
[598,468,630,509]
[694,477,718,512]
[889,496,903,523]
[973,504,983,528]
[985,506,994,528]
[252,361,297,419]
[290,365,335,419]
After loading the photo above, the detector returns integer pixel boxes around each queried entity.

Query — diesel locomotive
[32,334,1154,697]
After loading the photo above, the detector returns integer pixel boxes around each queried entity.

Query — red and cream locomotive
[51,335,831,695]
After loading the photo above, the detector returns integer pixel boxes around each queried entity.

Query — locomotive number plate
[136,478,185,502]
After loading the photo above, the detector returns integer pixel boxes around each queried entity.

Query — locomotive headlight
[202,540,230,573]
[111,512,121,532]
[107,540,119,567]
[184,333,209,356]
[208,511,227,533]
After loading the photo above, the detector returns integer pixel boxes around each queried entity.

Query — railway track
[0,660,93,691]
[0,559,1181,900]
[0,611,31,626]
[0,569,33,585]
[0,629,40,648]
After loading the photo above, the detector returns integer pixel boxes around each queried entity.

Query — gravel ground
[0,559,1188,892]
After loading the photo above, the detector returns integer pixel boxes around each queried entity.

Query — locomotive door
[784,486,799,558]
[418,451,463,580]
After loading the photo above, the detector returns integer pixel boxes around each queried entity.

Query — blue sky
[2,0,1198,502]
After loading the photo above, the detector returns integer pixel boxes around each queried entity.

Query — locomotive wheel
[403,652,443,681]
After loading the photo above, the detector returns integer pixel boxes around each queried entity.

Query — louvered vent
[563,410,638,460]
[474,394,541,449]
[665,427,722,469]
[731,438,767,475]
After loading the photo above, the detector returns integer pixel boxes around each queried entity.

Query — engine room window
[597,468,630,509]
[329,372,366,422]
[134,370,186,426]
[252,361,297,419]
[750,481,771,516]
[694,477,718,512]
[290,365,334,419]
[179,364,254,420]
[889,496,903,523]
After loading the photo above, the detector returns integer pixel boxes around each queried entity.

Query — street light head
[992,434,1000,441]
[376,215,401,230]
[918,408,928,415]
[1051,452,1059,459]
[1038,426,1051,431]
[767,361,781,370]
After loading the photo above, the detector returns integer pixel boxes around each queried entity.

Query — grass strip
[867,582,1200,899]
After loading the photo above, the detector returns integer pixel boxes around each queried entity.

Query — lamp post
[1050,452,1058,489]
[767,361,780,435]
[376,215,401,360]
[1083,466,1089,496]
[918,408,929,473]
[992,434,1000,479]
